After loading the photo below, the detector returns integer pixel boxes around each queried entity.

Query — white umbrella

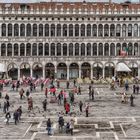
[116,62,131,72]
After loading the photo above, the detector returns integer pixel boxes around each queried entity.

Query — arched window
[75,24,79,36]
[20,43,25,56]
[122,43,127,52]
[116,43,121,56]
[75,43,79,56]
[33,24,37,36]
[93,43,97,56]
[20,24,25,36]
[69,43,73,56]
[134,43,138,56]
[128,24,132,37]
[26,43,31,56]
[110,24,115,37]
[2,24,6,36]
[39,24,43,36]
[14,44,18,56]
[51,43,55,56]
[63,43,67,56]
[45,24,49,36]
[122,24,127,37]
[32,43,37,56]
[104,43,109,56]
[8,24,12,36]
[51,24,55,36]
[98,43,103,56]
[81,43,85,56]
[7,43,12,56]
[57,43,61,56]
[57,24,61,36]
[128,43,133,55]
[63,24,67,36]
[44,43,49,56]
[93,24,97,36]
[14,24,19,36]
[69,24,73,37]
[110,43,115,56]
[134,24,138,37]
[38,43,43,56]
[87,43,91,56]
[104,24,109,37]
[98,24,103,37]
[81,24,85,36]
[1,43,6,56]
[116,24,121,37]
[87,24,91,36]
[26,24,31,36]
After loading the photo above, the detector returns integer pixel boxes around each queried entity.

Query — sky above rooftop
[0,0,139,3]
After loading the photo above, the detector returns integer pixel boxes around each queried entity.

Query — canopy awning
[116,62,131,72]
[0,63,6,72]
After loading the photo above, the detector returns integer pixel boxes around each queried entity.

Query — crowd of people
[0,76,139,136]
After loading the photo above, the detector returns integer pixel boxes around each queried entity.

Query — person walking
[19,88,24,100]
[58,116,64,133]
[41,82,44,91]
[3,102,7,113]
[136,85,139,94]
[5,111,11,124]
[46,118,52,135]
[17,106,22,120]
[13,110,19,125]
[78,86,81,95]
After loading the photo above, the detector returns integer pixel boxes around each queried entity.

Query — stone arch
[81,62,91,78]
[57,62,67,80]
[104,62,115,78]
[45,63,55,79]
[7,63,18,80]
[20,63,31,78]
[69,63,79,79]
[32,63,43,78]
[93,62,103,79]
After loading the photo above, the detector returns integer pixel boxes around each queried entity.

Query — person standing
[85,103,89,117]
[41,82,44,91]
[133,84,136,94]
[58,116,64,133]
[79,101,83,112]
[130,94,134,106]
[70,119,75,135]
[19,88,24,100]
[73,79,76,86]
[136,85,139,94]
[66,81,69,89]
[78,86,81,95]
[42,99,47,111]
[91,88,94,101]
[46,118,52,135]
[45,87,48,98]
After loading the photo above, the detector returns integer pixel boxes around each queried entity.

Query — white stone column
[55,65,57,79]
[67,65,69,80]
[138,64,140,78]
[90,65,93,79]
[103,67,105,79]
[43,65,45,79]
[18,67,20,80]
[30,68,33,77]
[79,65,81,78]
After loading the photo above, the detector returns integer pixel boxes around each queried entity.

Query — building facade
[0,2,140,80]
